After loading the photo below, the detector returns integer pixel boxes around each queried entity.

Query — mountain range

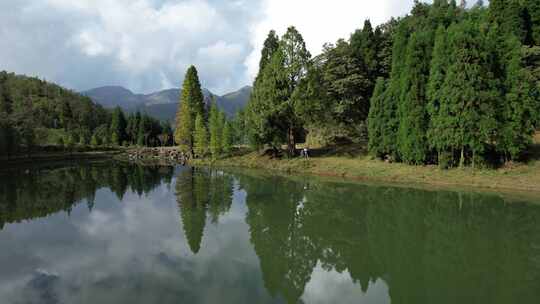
[82,85,252,121]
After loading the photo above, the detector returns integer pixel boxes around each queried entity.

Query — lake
[1,161,539,304]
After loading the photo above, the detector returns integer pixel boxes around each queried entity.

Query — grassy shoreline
[191,142,540,198]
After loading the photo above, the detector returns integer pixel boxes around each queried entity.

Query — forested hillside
[0,72,109,155]
[0,72,173,158]
[244,0,540,168]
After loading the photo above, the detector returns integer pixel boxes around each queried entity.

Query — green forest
[0,71,174,158]
[174,66,234,158]
[243,0,540,167]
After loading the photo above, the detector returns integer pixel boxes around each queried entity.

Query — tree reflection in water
[1,164,540,304]
[0,161,174,230]
[236,172,540,304]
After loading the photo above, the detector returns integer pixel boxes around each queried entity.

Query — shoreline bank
[0,150,122,169]
[2,145,540,200]
[191,151,540,199]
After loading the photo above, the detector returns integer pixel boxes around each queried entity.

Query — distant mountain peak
[83,85,251,121]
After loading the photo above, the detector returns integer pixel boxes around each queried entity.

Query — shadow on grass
[524,143,540,163]
[307,143,367,158]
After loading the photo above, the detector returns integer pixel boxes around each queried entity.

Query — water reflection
[238,173,540,304]
[175,167,234,254]
[0,163,539,304]
[0,162,174,229]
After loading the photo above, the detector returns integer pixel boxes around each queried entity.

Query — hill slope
[0,71,110,150]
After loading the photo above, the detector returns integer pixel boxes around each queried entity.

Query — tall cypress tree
[194,113,208,157]
[367,78,387,157]
[427,25,453,165]
[175,66,204,153]
[246,30,284,149]
[397,32,431,164]
[500,36,539,160]
[259,30,280,73]
[351,20,378,79]
[209,100,222,158]
[218,111,226,149]
[440,20,499,167]
[137,115,147,146]
[175,97,193,152]
[222,121,233,155]
[182,66,205,123]
[110,107,126,145]
[380,22,410,159]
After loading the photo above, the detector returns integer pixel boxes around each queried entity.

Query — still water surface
[0,161,540,304]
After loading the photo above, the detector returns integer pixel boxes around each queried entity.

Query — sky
[0,0,420,94]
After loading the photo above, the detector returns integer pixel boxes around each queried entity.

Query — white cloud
[245,0,418,80]
[302,261,391,304]
[0,0,427,94]
[0,0,258,94]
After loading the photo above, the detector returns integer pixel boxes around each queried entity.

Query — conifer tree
[175,66,204,153]
[246,30,283,149]
[222,121,233,155]
[90,134,100,147]
[182,66,205,123]
[351,20,378,79]
[79,128,91,145]
[379,23,410,160]
[500,36,539,160]
[110,107,127,143]
[218,111,226,148]
[427,25,453,165]
[133,112,141,144]
[367,78,387,156]
[137,120,145,146]
[397,32,430,164]
[440,20,498,167]
[209,101,222,158]
[259,30,280,73]
[194,114,208,157]
[247,48,289,149]
[111,132,119,146]
[175,98,193,152]
[279,26,311,155]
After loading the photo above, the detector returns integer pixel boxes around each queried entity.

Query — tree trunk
[459,146,465,168]
[287,126,296,157]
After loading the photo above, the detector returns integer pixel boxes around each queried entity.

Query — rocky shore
[124,147,189,164]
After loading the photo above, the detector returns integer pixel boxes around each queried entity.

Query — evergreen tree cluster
[0,71,174,158]
[369,0,540,167]
[174,66,233,158]
[111,108,173,147]
[243,0,539,165]
[244,22,395,154]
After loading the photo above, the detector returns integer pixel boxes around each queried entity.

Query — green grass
[192,133,540,195]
